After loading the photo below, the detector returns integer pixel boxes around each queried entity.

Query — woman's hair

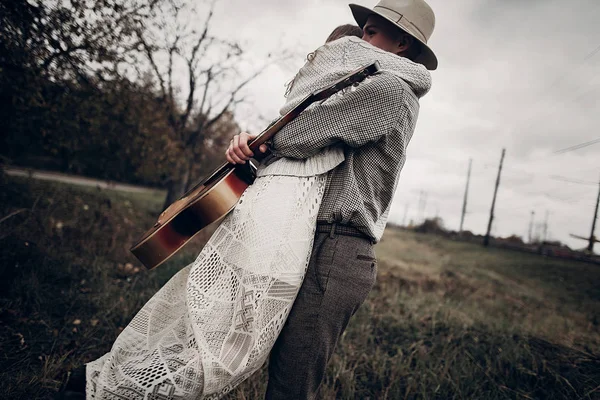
[325,24,363,43]
[285,24,364,98]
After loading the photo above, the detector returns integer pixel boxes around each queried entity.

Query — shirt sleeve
[271,72,406,159]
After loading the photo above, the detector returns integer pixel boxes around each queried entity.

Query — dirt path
[3,167,163,194]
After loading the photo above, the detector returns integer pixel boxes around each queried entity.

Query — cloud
[208,0,600,250]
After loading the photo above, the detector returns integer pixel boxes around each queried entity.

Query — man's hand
[226,132,268,164]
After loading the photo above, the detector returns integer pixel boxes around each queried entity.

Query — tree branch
[167,35,180,106]
[39,0,159,74]
[179,4,215,130]
[210,66,265,124]
[137,33,167,100]
[198,67,212,115]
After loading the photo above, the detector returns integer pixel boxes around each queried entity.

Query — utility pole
[459,158,472,233]
[418,191,428,223]
[588,175,600,253]
[543,211,549,242]
[484,148,505,247]
[403,203,409,227]
[418,191,423,222]
[528,211,535,244]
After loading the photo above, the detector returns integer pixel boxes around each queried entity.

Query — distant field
[1,175,599,399]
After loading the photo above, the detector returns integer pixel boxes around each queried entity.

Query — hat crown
[372,0,435,43]
[349,0,438,70]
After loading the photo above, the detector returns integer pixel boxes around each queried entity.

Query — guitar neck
[200,62,380,187]
[248,61,380,151]
[246,97,315,152]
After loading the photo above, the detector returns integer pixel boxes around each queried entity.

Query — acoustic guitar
[131,61,381,269]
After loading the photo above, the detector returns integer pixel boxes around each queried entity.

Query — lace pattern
[87,174,326,399]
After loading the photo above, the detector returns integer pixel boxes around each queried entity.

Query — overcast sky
[204,0,600,251]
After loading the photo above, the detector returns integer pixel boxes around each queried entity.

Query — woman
[83,26,370,400]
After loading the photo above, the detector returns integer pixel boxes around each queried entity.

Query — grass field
[1,174,599,399]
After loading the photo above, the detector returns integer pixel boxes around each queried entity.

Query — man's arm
[224,72,406,164]
[271,72,406,159]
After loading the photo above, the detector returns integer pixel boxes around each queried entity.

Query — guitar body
[131,62,381,269]
[131,163,257,269]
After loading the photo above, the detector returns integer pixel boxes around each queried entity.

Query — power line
[483,163,598,187]
[553,137,600,154]
[549,175,599,186]
[582,42,600,63]
[540,43,600,94]
[516,78,600,136]
[512,42,600,110]
[503,41,600,144]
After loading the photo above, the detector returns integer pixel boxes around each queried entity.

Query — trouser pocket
[313,235,338,294]
[326,235,377,316]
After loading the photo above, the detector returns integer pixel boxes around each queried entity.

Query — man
[226,0,438,398]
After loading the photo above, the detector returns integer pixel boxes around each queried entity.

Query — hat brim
[349,3,438,70]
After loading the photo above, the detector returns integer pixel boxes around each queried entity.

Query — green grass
[1,174,599,399]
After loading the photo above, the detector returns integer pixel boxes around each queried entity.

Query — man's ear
[397,34,414,54]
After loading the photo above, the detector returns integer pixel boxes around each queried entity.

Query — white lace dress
[86,171,330,399]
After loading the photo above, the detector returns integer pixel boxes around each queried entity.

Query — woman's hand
[226,132,268,164]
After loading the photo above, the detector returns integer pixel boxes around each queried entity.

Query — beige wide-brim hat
[349,0,438,70]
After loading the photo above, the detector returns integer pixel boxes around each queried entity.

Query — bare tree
[1,0,161,83]
[131,0,274,208]
[0,0,168,177]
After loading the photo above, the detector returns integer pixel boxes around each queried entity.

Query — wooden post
[418,190,427,223]
[459,158,472,233]
[588,175,600,252]
[543,211,549,242]
[484,149,505,247]
[528,211,535,244]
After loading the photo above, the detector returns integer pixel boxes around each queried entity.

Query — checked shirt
[272,66,431,242]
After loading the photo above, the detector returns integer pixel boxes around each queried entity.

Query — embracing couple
[73,0,438,399]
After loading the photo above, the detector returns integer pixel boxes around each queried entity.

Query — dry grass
[1,174,599,399]
[0,175,213,399]
[225,230,600,400]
